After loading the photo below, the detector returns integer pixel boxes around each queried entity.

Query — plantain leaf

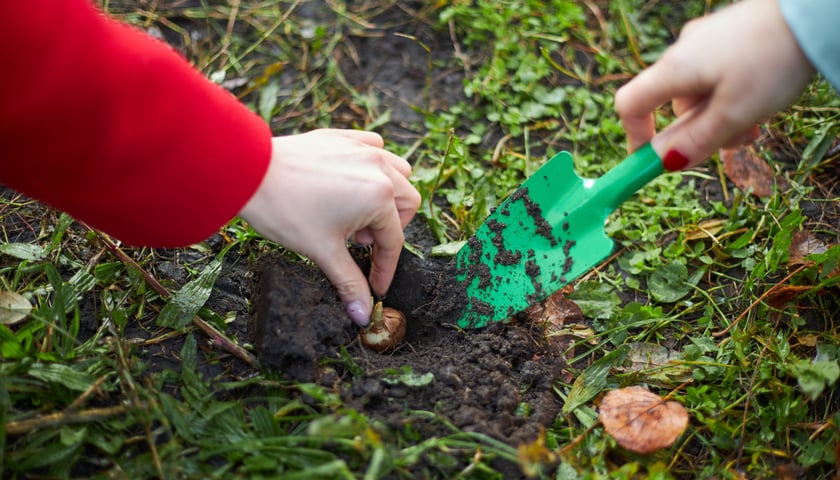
[157,254,224,329]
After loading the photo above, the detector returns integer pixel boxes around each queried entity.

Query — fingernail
[662,149,689,171]
[346,300,370,327]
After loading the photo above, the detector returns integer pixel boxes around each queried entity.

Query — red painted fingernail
[662,149,689,171]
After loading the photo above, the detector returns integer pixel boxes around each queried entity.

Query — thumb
[311,247,374,327]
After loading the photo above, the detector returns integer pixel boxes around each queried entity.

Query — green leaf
[157,254,224,329]
[566,281,620,320]
[647,263,691,303]
[0,291,31,325]
[258,80,280,122]
[27,363,96,392]
[563,344,630,415]
[788,358,840,400]
[430,241,466,257]
[382,367,435,387]
[0,243,45,261]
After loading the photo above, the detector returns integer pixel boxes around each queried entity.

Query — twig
[83,223,260,369]
[5,405,135,436]
[217,0,241,67]
[67,375,109,410]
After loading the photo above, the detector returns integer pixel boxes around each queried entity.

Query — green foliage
[3,0,840,478]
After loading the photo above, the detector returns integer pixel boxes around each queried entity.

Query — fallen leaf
[788,230,828,266]
[720,146,786,197]
[765,284,813,310]
[524,290,583,327]
[598,386,689,454]
[683,218,726,242]
[0,291,32,325]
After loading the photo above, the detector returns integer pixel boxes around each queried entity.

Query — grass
[3,0,840,478]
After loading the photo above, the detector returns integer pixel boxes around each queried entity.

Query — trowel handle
[592,143,664,214]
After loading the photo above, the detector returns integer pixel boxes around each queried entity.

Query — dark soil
[251,218,564,451]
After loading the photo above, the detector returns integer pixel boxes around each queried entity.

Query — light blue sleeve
[778,0,840,91]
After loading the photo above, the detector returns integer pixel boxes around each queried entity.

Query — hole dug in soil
[250,219,564,454]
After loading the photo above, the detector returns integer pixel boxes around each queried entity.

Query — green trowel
[455,143,663,328]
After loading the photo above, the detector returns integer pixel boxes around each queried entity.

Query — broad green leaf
[431,241,466,257]
[789,358,840,400]
[157,256,223,329]
[258,80,280,122]
[567,281,620,320]
[382,370,435,387]
[648,263,691,303]
[563,344,630,415]
[27,363,96,392]
[0,243,45,261]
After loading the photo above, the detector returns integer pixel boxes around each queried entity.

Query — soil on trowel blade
[250,219,563,458]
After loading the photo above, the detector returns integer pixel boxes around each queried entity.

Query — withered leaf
[683,218,726,242]
[720,146,786,198]
[765,284,813,310]
[524,289,583,327]
[788,230,828,266]
[598,386,689,454]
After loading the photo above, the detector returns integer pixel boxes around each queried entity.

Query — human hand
[239,129,421,327]
[615,0,815,170]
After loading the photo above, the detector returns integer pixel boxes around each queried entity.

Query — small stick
[83,223,260,369]
[5,405,134,436]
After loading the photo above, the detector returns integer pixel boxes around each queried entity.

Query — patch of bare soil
[251,218,563,473]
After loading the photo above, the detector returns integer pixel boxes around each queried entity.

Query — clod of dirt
[250,254,355,381]
[251,218,564,454]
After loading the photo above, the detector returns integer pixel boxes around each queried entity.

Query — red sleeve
[0,1,272,247]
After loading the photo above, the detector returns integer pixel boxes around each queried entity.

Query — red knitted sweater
[0,1,271,246]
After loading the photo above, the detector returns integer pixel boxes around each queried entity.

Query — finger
[383,164,422,229]
[672,94,704,118]
[352,228,374,245]
[365,207,406,298]
[615,84,658,153]
[330,130,413,178]
[615,50,713,153]
[651,95,751,169]
[328,128,385,148]
[312,245,374,327]
[381,149,412,178]
[721,124,761,149]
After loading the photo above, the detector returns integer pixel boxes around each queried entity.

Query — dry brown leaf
[683,218,726,242]
[598,386,689,454]
[720,146,786,198]
[765,284,813,310]
[524,290,583,327]
[788,230,828,266]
